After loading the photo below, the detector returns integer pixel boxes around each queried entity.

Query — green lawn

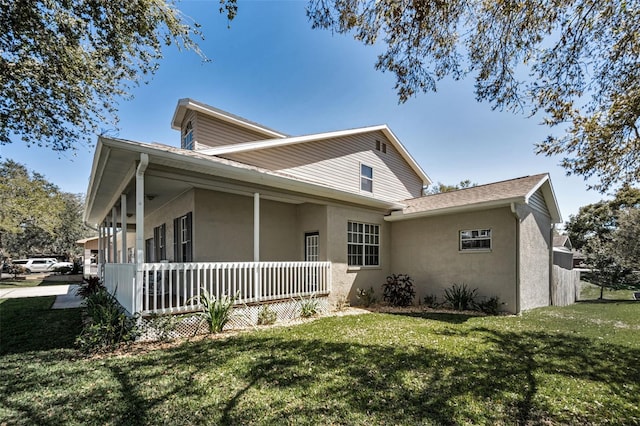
[580,281,638,301]
[0,274,83,288]
[1,297,639,425]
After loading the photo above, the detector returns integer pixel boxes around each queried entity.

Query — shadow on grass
[2,314,639,425]
[383,310,479,323]
[576,299,639,304]
[0,296,83,355]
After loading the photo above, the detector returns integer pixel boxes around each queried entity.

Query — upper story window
[460,229,492,251]
[361,164,373,192]
[182,121,194,150]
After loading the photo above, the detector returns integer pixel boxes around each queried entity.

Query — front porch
[104,261,331,316]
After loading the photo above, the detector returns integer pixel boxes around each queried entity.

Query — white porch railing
[105,261,331,315]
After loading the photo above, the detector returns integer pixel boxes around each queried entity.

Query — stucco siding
[518,207,552,311]
[193,189,298,262]
[144,190,195,262]
[325,205,391,304]
[296,203,328,261]
[222,130,424,202]
[390,207,518,313]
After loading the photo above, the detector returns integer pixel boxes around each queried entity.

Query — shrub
[76,276,105,298]
[257,305,277,325]
[335,294,350,311]
[382,274,415,307]
[76,288,138,352]
[443,283,478,311]
[477,296,502,315]
[356,287,377,307]
[194,289,237,334]
[298,294,319,318]
[423,294,440,309]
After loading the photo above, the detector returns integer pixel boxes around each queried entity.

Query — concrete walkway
[0,284,84,309]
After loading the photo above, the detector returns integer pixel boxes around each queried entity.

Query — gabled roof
[197,124,432,187]
[386,174,562,223]
[171,98,288,139]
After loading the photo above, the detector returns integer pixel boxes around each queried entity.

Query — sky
[0,0,608,222]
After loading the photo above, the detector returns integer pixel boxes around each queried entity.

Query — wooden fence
[551,265,580,306]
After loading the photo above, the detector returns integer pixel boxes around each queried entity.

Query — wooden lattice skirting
[136,297,331,342]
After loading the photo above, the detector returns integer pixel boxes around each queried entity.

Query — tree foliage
[566,185,640,250]
[0,160,91,258]
[567,185,640,296]
[305,0,640,191]
[426,179,476,195]
[0,0,207,151]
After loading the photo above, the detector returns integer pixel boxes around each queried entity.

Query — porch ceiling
[84,137,403,226]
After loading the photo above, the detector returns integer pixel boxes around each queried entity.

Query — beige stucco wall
[325,205,391,304]
[390,207,519,313]
[144,189,195,262]
[518,207,552,311]
[296,203,328,260]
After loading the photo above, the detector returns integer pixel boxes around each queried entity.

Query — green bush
[382,274,415,307]
[443,283,478,311]
[76,288,138,353]
[477,296,502,315]
[257,305,277,325]
[298,294,319,318]
[194,289,237,333]
[356,287,377,307]
[423,294,440,308]
[76,276,105,298]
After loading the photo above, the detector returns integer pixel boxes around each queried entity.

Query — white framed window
[154,223,166,261]
[348,221,380,266]
[182,121,194,150]
[460,229,492,251]
[361,164,373,192]
[173,212,192,262]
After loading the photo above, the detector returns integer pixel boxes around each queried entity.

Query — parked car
[10,258,73,274]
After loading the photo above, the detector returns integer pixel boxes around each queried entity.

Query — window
[361,164,373,192]
[173,212,193,262]
[375,140,387,153]
[348,221,379,266]
[182,121,194,150]
[460,229,492,251]
[145,238,155,262]
[154,223,166,261]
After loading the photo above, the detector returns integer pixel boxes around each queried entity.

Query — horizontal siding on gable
[193,112,269,149]
[222,130,424,202]
[529,189,550,217]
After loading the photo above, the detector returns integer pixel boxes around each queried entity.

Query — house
[552,234,574,270]
[83,98,563,319]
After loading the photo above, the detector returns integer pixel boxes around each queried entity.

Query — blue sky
[1,0,606,220]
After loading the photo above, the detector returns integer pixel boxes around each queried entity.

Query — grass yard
[0,297,639,425]
[580,281,638,301]
[0,274,83,288]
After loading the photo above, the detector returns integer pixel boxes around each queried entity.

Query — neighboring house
[83,98,563,317]
[552,234,574,270]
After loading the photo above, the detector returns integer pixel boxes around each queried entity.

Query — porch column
[112,207,118,264]
[134,153,149,314]
[121,194,127,263]
[105,220,111,263]
[254,192,261,301]
[98,222,104,278]
[254,192,260,262]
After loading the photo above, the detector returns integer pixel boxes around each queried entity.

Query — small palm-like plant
[298,294,319,318]
[443,283,478,311]
[194,289,238,333]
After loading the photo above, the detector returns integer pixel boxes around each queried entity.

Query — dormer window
[182,121,194,150]
[361,164,373,192]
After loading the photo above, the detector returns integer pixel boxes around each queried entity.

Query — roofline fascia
[83,137,109,224]
[93,138,405,216]
[384,197,525,222]
[170,98,287,139]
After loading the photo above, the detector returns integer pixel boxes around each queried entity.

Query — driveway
[0,284,84,309]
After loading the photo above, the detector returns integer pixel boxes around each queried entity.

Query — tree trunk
[600,285,604,300]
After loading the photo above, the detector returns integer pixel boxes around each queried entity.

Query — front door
[304,232,319,290]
